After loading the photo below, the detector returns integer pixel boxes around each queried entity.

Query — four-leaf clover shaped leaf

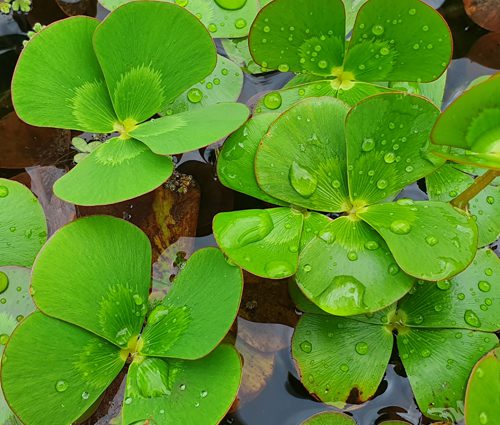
[431,73,500,171]
[215,93,478,316]
[248,0,452,113]
[1,216,243,425]
[12,1,249,206]
[291,248,499,422]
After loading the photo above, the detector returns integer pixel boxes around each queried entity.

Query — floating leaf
[31,216,151,348]
[431,74,500,170]
[358,201,478,281]
[397,328,497,421]
[255,97,350,212]
[292,313,393,405]
[1,312,125,425]
[344,0,451,82]
[12,17,117,133]
[302,412,356,425]
[93,1,216,122]
[249,0,346,75]
[140,248,242,359]
[0,179,47,267]
[53,138,174,206]
[130,103,249,155]
[398,248,500,331]
[218,113,285,204]
[163,55,244,115]
[296,217,414,315]
[465,347,500,425]
[345,92,442,205]
[213,207,303,279]
[122,344,241,424]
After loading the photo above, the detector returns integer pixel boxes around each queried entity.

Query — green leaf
[292,313,392,405]
[53,138,174,206]
[299,211,331,250]
[296,217,414,316]
[344,0,451,82]
[0,267,35,425]
[130,103,249,155]
[389,71,448,108]
[345,93,442,205]
[465,347,500,425]
[140,248,242,359]
[221,37,266,75]
[1,312,125,425]
[122,344,241,424]
[163,55,244,115]
[398,248,500,331]
[288,279,329,315]
[335,81,392,105]
[213,207,303,279]
[302,412,356,425]
[31,216,151,348]
[397,328,498,421]
[93,1,216,123]
[12,17,117,133]
[217,113,286,204]
[431,74,500,170]
[255,97,350,212]
[426,164,500,247]
[358,201,478,281]
[0,178,47,267]
[249,0,346,75]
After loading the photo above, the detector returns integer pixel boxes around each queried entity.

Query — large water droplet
[437,280,451,290]
[390,220,411,235]
[187,88,203,103]
[263,92,282,110]
[479,412,488,424]
[0,271,9,294]
[289,161,318,198]
[384,152,396,163]
[425,235,438,246]
[355,342,369,355]
[478,281,491,292]
[55,380,68,392]
[318,275,367,313]
[464,309,481,327]
[361,138,375,152]
[235,18,247,29]
[371,24,384,35]
[214,0,247,10]
[219,210,274,249]
[265,260,294,278]
[300,340,312,353]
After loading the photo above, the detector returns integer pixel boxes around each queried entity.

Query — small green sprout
[249,0,452,112]
[291,248,499,422]
[12,1,249,206]
[0,0,31,14]
[71,136,103,164]
[1,216,243,424]
[22,23,45,47]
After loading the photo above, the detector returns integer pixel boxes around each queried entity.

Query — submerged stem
[451,169,500,210]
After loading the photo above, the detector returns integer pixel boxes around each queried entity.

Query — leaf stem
[451,169,499,210]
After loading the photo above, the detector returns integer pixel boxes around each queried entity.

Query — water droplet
[207,23,217,33]
[478,281,490,292]
[380,47,390,55]
[318,60,328,69]
[437,280,451,290]
[200,390,208,398]
[486,196,494,204]
[235,18,247,29]
[55,380,68,392]
[263,25,270,32]
[265,260,294,278]
[377,179,388,189]
[455,332,463,339]
[408,8,416,15]
[175,0,188,6]
[300,340,312,353]
[485,298,492,306]
[355,342,369,355]
[422,25,429,31]
[390,220,411,235]
[263,92,282,110]
[362,138,375,151]
[479,412,488,424]
[413,43,420,50]
[421,348,431,358]
[414,314,424,324]
[384,152,396,163]
[372,24,384,35]
[303,264,312,273]
[179,384,186,391]
[187,88,203,103]
[364,240,379,250]
[318,276,367,313]
[278,63,290,72]
[332,179,341,188]
[347,251,358,261]
[82,391,89,400]
[132,294,143,305]
[464,310,481,327]
[425,235,438,246]
[319,230,335,244]
[16,315,24,322]
[340,363,349,372]
[0,271,9,294]
[0,334,9,345]
[484,268,493,276]
[0,186,8,198]
[388,263,400,275]
[214,0,247,10]
[289,161,317,197]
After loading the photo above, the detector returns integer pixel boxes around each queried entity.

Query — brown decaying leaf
[464,0,500,32]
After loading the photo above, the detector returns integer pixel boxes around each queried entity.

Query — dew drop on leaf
[289,161,318,197]
[364,240,379,250]
[235,18,247,29]
[303,264,312,273]
[437,280,451,290]
[479,412,488,424]
[347,251,358,261]
[278,63,290,72]
[361,138,375,152]
[371,24,384,35]
[300,340,312,353]
[478,281,491,292]
[0,185,9,198]
[263,92,282,110]
[0,334,9,345]
[384,152,396,163]
[265,260,294,278]
[355,342,369,355]
[187,88,203,103]
[388,263,400,275]
[0,271,9,294]
[425,235,438,246]
[420,348,431,358]
[390,220,411,235]
[464,310,481,327]
[200,390,208,398]
[55,380,68,392]
[81,391,89,400]
[175,0,188,6]
[340,364,349,372]
[214,0,247,10]
[377,179,388,189]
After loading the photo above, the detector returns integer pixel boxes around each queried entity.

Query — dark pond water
[0,0,498,424]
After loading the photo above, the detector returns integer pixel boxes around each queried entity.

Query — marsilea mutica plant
[1,216,243,424]
[12,0,249,206]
